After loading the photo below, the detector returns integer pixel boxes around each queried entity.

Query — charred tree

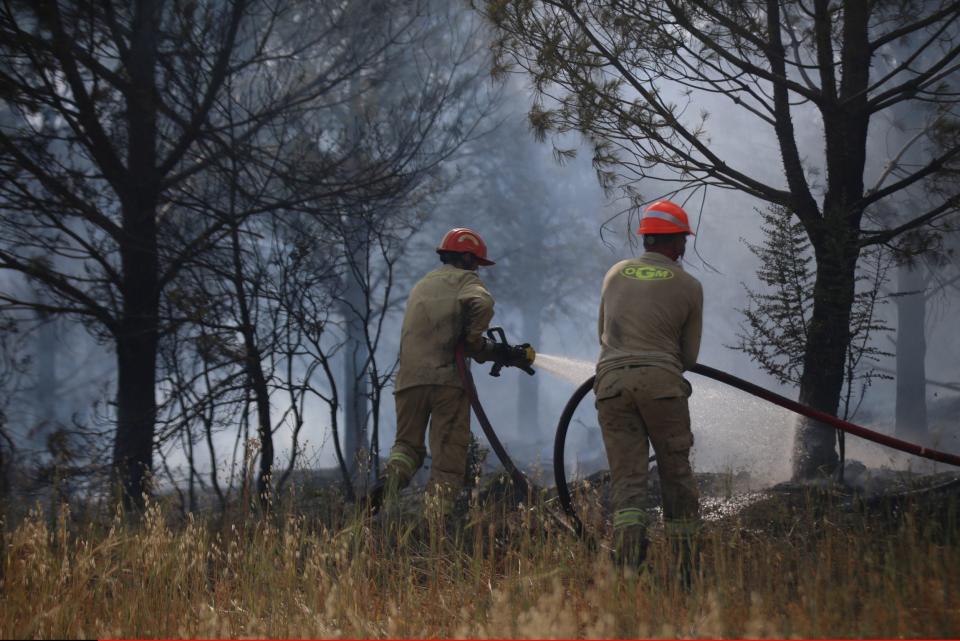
[340,220,372,480]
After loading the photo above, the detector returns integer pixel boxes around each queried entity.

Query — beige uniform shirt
[395,265,495,392]
[596,251,703,388]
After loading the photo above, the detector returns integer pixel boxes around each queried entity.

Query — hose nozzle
[485,327,536,376]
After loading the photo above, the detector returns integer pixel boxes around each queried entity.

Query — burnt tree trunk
[33,299,58,441]
[247,346,274,506]
[789,0,870,479]
[110,0,161,510]
[229,226,274,507]
[341,224,370,483]
[113,215,160,509]
[793,228,861,478]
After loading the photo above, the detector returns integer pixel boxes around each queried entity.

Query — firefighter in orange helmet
[595,200,703,582]
[381,228,533,519]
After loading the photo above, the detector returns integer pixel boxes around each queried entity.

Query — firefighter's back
[597,251,703,383]
[395,265,489,391]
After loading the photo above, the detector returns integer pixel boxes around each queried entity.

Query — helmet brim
[436,248,496,266]
[637,219,695,236]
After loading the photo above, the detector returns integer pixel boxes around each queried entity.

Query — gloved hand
[471,327,536,376]
[470,337,503,364]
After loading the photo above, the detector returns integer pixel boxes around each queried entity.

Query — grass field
[1,483,958,639]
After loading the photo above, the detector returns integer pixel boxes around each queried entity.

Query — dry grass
[0,487,958,639]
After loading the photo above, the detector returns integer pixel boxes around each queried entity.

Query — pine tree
[735,205,814,387]
[735,205,892,420]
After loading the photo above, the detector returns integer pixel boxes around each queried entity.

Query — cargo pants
[385,385,471,515]
[596,365,700,563]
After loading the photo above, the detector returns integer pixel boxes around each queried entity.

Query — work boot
[370,473,408,524]
[366,477,387,514]
[665,517,700,591]
[671,535,696,591]
[612,525,649,570]
[425,481,458,515]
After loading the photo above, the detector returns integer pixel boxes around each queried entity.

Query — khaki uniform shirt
[395,265,495,392]
[596,252,703,389]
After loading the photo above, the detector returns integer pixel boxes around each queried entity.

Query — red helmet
[637,200,695,235]
[436,228,495,266]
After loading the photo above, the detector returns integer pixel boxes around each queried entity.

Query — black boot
[367,475,405,516]
[673,536,695,591]
[366,477,386,514]
[612,527,649,569]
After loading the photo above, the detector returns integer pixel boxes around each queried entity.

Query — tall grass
[1,488,957,638]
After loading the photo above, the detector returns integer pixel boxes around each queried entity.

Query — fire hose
[454,329,960,539]
[553,363,960,537]
[455,336,585,538]
[454,342,531,499]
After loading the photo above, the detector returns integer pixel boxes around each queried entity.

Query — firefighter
[595,200,703,581]
[381,228,532,519]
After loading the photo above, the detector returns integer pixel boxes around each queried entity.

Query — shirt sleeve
[459,275,495,356]
[597,267,611,344]
[680,281,703,371]
[597,297,605,345]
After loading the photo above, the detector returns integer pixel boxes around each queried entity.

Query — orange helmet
[637,200,695,235]
[436,228,495,265]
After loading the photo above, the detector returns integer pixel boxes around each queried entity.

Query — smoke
[535,353,794,487]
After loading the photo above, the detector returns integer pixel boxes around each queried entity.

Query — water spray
[547,357,960,537]
[454,339,959,540]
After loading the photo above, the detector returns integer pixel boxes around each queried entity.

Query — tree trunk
[895,262,928,439]
[793,226,861,479]
[112,293,160,510]
[790,0,870,480]
[342,287,370,480]
[111,0,161,511]
[248,346,274,507]
[112,193,160,509]
[33,301,57,442]
[229,226,274,507]
[186,430,196,513]
[341,225,370,483]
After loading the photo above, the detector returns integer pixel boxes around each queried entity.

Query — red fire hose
[454,344,532,498]
[455,344,586,538]
[553,363,960,537]
[454,338,959,538]
[690,363,960,467]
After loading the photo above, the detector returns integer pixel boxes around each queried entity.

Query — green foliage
[734,205,893,418]
[843,246,895,420]
[734,204,814,387]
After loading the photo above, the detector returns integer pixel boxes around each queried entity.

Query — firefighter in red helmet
[596,200,703,584]
[380,228,533,520]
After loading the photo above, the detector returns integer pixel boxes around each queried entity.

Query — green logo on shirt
[621,264,674,280]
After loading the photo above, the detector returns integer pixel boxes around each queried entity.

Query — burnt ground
[463,460,960,541]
